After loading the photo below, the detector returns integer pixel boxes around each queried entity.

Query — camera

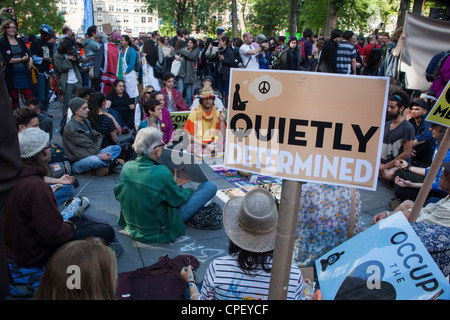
[5,8,12,13]
[70,45,81,57]
[212,40,219,47]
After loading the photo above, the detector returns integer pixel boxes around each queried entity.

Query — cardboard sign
[170,111,190,131]
[425,81,450,127]
[316,212,450,300]
[224,70,389,190]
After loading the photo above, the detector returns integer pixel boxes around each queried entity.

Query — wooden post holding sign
[268,180,303,300]
[224,70,390,299]
[410,81,450,222]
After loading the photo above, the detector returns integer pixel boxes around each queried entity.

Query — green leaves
[3,0,65,36]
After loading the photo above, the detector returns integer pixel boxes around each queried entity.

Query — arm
[380,139,414,172]
[392,32,407,57]
[181,265,200,300]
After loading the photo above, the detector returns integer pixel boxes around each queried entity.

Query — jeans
[53,184,75,206]
[178,181,217,222]
[177,77,194,107]
[62,82,81,118]
[69,216,115,244]
[33,73,49,112]
[71,145,122,174]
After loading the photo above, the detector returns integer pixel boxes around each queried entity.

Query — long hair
[22,152,51,178]
[142,39,158,66]
[228,240,274,274]
[87,92,106,122]
[109,79,129,99]
[34,238,117,300]
[121,35,132,47]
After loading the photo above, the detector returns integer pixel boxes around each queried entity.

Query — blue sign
[83,0,94,35]
[316,212,450,300]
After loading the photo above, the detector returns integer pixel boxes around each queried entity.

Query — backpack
[425,51,450,82]
[8,262,44,298]
[126,47,141,73]
[49,143,72,178]
[366,44,382,66]
[232,47,242,67]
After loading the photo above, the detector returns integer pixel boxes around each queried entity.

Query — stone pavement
[45,98,395,283]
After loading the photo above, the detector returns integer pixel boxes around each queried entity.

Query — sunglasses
[153,143,165,150]
[146,37,152,39]
[145,91,152,94]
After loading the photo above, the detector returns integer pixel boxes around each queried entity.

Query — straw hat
[222,188,278,253]
[198,84,216,99]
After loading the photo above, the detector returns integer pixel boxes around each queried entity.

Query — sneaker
[77,197,90,213]
[110,160,123,174]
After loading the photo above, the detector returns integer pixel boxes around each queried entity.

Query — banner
[224,70,389,190]
[170,111,190,130]
[400,12,450,90]
[425,80,450,127]
[83,0,94,35]
[316,212,450,300]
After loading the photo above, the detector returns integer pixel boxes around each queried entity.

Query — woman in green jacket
[114,127,217,243]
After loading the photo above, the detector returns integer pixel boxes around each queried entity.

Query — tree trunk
[324,0,337,38]
[412,0,424,15]
[289,0,300,37]
[231,0,238,38]
[396,0,411,30]
[238,0,247,36]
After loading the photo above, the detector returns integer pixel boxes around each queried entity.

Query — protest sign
[316,212,450,300]
[170,111,190,130]
[225,69,389,190]
[400,12,450,91]
[424,81,450,127]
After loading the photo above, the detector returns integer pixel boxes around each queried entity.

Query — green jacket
[114,155,193,243]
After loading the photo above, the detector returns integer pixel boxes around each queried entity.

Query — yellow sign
[224,70,390,190]
[425,81,450,127]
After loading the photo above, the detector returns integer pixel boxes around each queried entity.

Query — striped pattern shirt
[200,254,308,300]
[336,41,357,74]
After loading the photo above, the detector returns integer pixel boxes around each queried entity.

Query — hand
[98,152,111,161]
[174,169,191,186]
[395,159,408,170]
[58,174,75,185]
[180,265,195,283]
[394,176,411,188]
[372,211,388,225]
[129,104,135,110]
[219,111,226,122]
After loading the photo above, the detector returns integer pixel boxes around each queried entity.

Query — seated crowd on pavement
[0,8,449,300]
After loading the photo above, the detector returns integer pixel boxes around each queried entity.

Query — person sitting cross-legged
[114,126,217,244]
[62,97,122,176]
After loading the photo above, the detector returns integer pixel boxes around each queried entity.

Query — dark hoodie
[4,164,75,267]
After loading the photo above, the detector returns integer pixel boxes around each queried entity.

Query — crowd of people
[0,5,449,300]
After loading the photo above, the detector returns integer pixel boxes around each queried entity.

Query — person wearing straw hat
[4,127,115,268]
[181,188,312,300]
[184,84,226,157]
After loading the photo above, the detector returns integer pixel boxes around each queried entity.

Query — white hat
[222,188,278,253]
[18,127,50,158]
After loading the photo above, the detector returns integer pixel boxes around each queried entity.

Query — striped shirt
[336,41,357,74]
[200,254,308,300]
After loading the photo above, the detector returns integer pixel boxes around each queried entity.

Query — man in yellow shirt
[184,85,225,156]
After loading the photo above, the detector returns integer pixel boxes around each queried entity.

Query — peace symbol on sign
[258,81,270,94]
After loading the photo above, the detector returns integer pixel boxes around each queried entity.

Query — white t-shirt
[239,44,259,69]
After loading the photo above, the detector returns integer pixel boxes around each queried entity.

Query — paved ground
[45,97,395,284]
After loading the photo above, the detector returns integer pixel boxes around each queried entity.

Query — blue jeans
[53,184,75,206]
[177,77,194,107]
[178,181,217,222]
[33,73,49,112]
[71,145,122,174]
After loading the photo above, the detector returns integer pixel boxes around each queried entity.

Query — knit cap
[18,127,50,158]
[69,97,87,114]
